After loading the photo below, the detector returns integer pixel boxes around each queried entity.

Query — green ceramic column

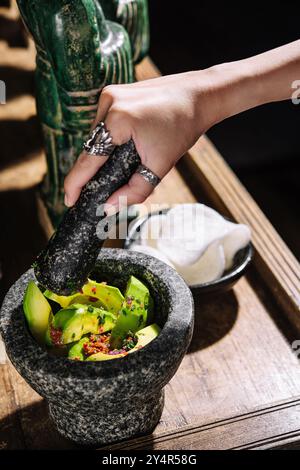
[17,0,149,227]
[100,0,149,63]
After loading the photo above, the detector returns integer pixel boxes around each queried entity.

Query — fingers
[64,89,113,207]
[64,86,131,207]
[93,86,114,124]
[105,173,155,215]
[64,152,109,207]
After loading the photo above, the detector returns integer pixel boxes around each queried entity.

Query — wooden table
[1,1,300,451]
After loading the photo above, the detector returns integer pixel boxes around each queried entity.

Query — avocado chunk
[45,311,54,346]
[86,351,126,361]
[68,336,89,360]
[23,281,52,344]
[44,289,107,310]
[82,279,124,314]
[53,307,77,329]
[48,304,117,345]
[109,276,150,349]
[44,278,123,312]
[86,324,161,361]
[129,323,161,353]
[68,295,105,309]
[43,290,79,308]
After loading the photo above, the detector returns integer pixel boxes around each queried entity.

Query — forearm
[191,40,300,128]
[65,40,300,207]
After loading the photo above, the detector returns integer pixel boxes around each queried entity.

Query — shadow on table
[0,187,48,304]
[0,396,156,450]
[0,116,42,171]
[0,66,35,101]
[0,15,27,48]
[187,289,239,353]
[246,266,299,344]
[0,399,75,449]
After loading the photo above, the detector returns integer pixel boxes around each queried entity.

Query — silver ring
[83,121,115,157]
[135,164,161,187]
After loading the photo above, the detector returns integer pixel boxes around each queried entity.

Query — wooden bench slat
[183,139,300,326]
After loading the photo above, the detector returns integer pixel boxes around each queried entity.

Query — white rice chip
[138,214,167,250]
[175,241,225,286]
[157,204,250,269]
[129,244,174,267]
[130,204,251,285]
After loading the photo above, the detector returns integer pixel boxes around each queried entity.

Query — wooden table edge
[100,395,300,450]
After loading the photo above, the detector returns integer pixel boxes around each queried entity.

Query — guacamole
[23,276,160,361]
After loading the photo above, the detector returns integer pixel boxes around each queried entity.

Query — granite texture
[34,140,140,295]
[0,249,194,447]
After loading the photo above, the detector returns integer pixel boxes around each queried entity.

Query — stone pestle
[34,140,140,295]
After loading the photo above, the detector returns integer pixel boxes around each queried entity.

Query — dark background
[148,0,300,259]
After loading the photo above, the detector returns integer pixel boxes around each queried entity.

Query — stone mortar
[0,249,194,447]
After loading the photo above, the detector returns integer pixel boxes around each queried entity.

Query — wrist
[182,40,300,132]
[188,60,265,130]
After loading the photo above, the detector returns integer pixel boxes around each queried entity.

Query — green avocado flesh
[86,351,125,361]
[68,295,105,309]
[44,278,124,312]
[109,276,150,349]
[23,281,51,343]
[68,336,89,360]
[23,275,158,361]
[82,279,124,314]
[48,304,116,345]
[87,324,161,361]
[131,323,161,351]
[43,290,79,308]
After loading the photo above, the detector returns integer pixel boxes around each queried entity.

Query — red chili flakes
[83,341,109,356]
[89,296,98,302]
[83,331,131,358]
[101,334,110,342]
[83,333,111,356]
[50,326,63,346]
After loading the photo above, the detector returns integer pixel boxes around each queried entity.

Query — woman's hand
[64,39,300,211]
[63,71,215,211]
